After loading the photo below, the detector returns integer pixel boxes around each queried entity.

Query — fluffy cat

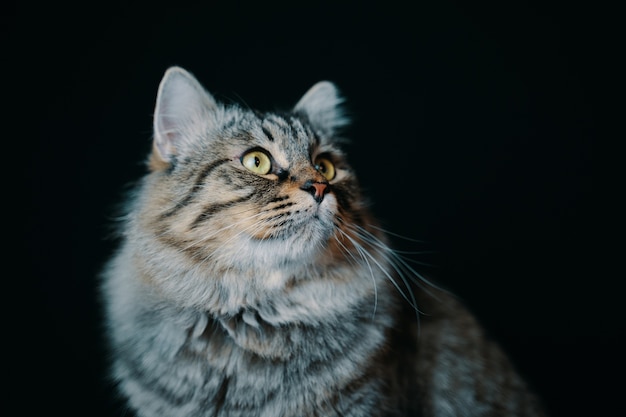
[102,66,547,416]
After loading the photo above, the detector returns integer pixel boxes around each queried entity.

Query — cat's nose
[300,180,329,203]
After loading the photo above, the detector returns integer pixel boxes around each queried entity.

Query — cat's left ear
[151,66,218,169]
[294,81,349,138]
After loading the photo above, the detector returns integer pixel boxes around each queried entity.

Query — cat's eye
[241,150,272,175]
[314,156,336,181]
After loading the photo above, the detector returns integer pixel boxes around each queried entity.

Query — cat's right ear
[294,81,349,139]
[151,66,217,170]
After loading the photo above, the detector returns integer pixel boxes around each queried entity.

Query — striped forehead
[256,113,318,164]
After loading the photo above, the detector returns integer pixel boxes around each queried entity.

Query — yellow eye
[241,150,272,175]
[314,156,336,180]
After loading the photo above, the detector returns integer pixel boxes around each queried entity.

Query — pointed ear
[152,66,217,168]
[293,81,348,138]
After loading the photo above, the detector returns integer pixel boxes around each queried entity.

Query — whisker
[368,224,426,243]
[335,226,420,316]
[333,231,378,319]
[350,224,446,300]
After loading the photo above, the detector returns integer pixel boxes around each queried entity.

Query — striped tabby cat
[102,66,547,416]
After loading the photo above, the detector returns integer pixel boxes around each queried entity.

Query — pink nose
[311,183,327,198]
[301,181,329,203]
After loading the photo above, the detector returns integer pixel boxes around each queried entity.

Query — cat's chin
[241,199,338,266]
[248,221,335,266]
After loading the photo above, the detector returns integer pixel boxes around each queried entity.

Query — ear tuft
[152,66,217,167]
[293,81,349,137]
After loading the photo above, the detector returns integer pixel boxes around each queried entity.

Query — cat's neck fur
[104,236,405,415]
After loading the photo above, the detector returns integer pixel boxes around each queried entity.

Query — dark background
[12,1,603,416]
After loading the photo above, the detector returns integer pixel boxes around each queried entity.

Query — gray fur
[102,66,547,416]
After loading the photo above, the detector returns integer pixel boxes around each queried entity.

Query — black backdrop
[13,1,603,416]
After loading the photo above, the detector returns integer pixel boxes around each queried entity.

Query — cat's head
[130,67,381,312]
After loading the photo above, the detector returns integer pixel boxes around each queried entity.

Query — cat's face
[138,68,370,277]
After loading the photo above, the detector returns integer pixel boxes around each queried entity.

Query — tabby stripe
[284,117,297,140]
[271,202,294,210]
[270,217,291,228]
[309,125,321,146]
[194,158,232,193]
[261,126,275,142]
[298,117,317,144]
[269,195,289,203]
[287,116,306,142]
[121,356,193,406]
[190,193,255,229]
[212,376,230,417]
[222,116,238,131]
[160,158,231,219]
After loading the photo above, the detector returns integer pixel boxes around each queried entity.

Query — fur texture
[102,66,547,416]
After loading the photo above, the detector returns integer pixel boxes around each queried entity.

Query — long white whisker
[351,224,446,299]
[337,226,420,315]
[333,229,378,319]
[367,224,426,243]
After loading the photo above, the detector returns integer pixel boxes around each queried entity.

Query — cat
[101,66,547,417]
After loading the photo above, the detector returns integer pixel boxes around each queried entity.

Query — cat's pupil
[254,156,260,167]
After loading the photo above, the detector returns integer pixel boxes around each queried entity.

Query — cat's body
[102,67,546,417]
